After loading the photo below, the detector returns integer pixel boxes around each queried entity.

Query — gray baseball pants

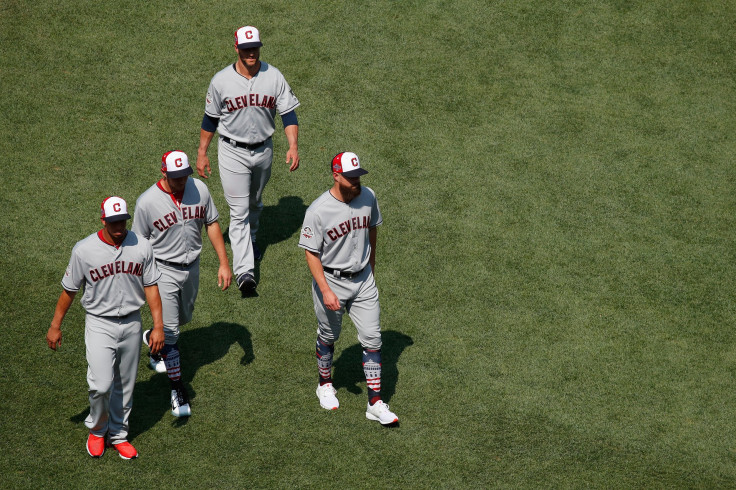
[84,311,142,444]
[312,266,382,350]
[218,137,273,277]
[157,259,200,344]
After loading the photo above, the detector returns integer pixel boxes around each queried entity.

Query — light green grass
[2,0,736,487]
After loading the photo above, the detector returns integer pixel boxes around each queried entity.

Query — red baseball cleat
[109,441,138,459]
[86,433,106,458]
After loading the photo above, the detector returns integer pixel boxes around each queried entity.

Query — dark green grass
[2,0,736,487]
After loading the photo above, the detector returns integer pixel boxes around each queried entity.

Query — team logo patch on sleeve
[206,91,212,105]
[302,226,313,239]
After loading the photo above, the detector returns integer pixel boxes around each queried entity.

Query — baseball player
[46,196,164,459]
[298,152,398,425]
[197,25,300,296]
[132,150,232,417]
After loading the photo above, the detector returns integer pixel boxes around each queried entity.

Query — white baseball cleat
[149,356,167,374]
[316,383,339,410]
[143,329,167,373]
[171,386,191,417]
[365,400,398,425]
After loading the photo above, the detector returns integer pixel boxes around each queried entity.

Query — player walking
[197,25,300,295]
[132,151,232,417]
[298,152,398,425]
[46,197,164,459]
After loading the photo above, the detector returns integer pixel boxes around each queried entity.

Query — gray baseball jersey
[205,61,299,150]
[299,186,382,272]
[204,59,299,278]
[132,178,219,264]
[132,178,218,341]
[62,230,161,317]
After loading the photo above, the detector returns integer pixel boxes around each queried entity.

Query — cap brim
[103,214,131,223]
[237,42,263,49]
[166,166,194,179]
[342,168,368,178]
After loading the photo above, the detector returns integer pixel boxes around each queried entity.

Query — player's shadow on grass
[258,195,308,253]
[331,330,413,403]
[125,322,253,440]
[222,195,307,296]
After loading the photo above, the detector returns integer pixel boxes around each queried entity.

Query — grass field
[2,0,736,487]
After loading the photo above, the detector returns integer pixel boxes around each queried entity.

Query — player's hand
[286,148,300,172]
[196,154,211,179]
[46,325,62,351]
[322,289,341,311]
[218,264,233,291]
[148,327,165,355]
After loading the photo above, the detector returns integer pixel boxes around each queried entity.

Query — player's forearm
[368,227,377,272]
[50,289,76,330]
[144,285,164,331]
[305,250,331,293]
[206,222,230,267]
[198,129,215,156]
[284,124,298,151]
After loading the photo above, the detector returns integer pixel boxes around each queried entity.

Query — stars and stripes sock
[363,348,382,405]
[316,339,334,385]
[161,343,182,384]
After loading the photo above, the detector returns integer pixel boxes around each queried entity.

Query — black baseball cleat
[237,272,257,295]
[252,241,263,261]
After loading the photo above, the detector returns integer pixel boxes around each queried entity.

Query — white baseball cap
[331,152,368,178]
[161,150,193,179]
[100,196,131,222]
[234,26,263,49]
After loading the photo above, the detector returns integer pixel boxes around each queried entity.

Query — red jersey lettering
[89,261,143,282]
[325,215,371,242]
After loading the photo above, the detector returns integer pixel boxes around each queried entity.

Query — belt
[221,136,269,150]
[323,266,365,279]
[99,311,136,320]
[156,258,193,268]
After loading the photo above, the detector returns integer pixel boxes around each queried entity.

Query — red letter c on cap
[351,157,358,167]
[246,31,253,39]
[113,203,121,212]
[175,158,183,168]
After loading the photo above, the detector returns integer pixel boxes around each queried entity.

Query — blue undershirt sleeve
[201,113,219,132]
[281,110,298,127]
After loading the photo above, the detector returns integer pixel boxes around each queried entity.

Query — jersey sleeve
[275,75,300,116]
[298,209,322,253]
[60,243,86,292]
[370,190,383,227]
[131,200,151,239]
[203,186,219,224]
[205,78,223,118]
[140,239,162,286]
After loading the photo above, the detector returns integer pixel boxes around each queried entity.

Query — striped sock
[161,344,181,383]
[316,340,334,385]
[363,349,382,405]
